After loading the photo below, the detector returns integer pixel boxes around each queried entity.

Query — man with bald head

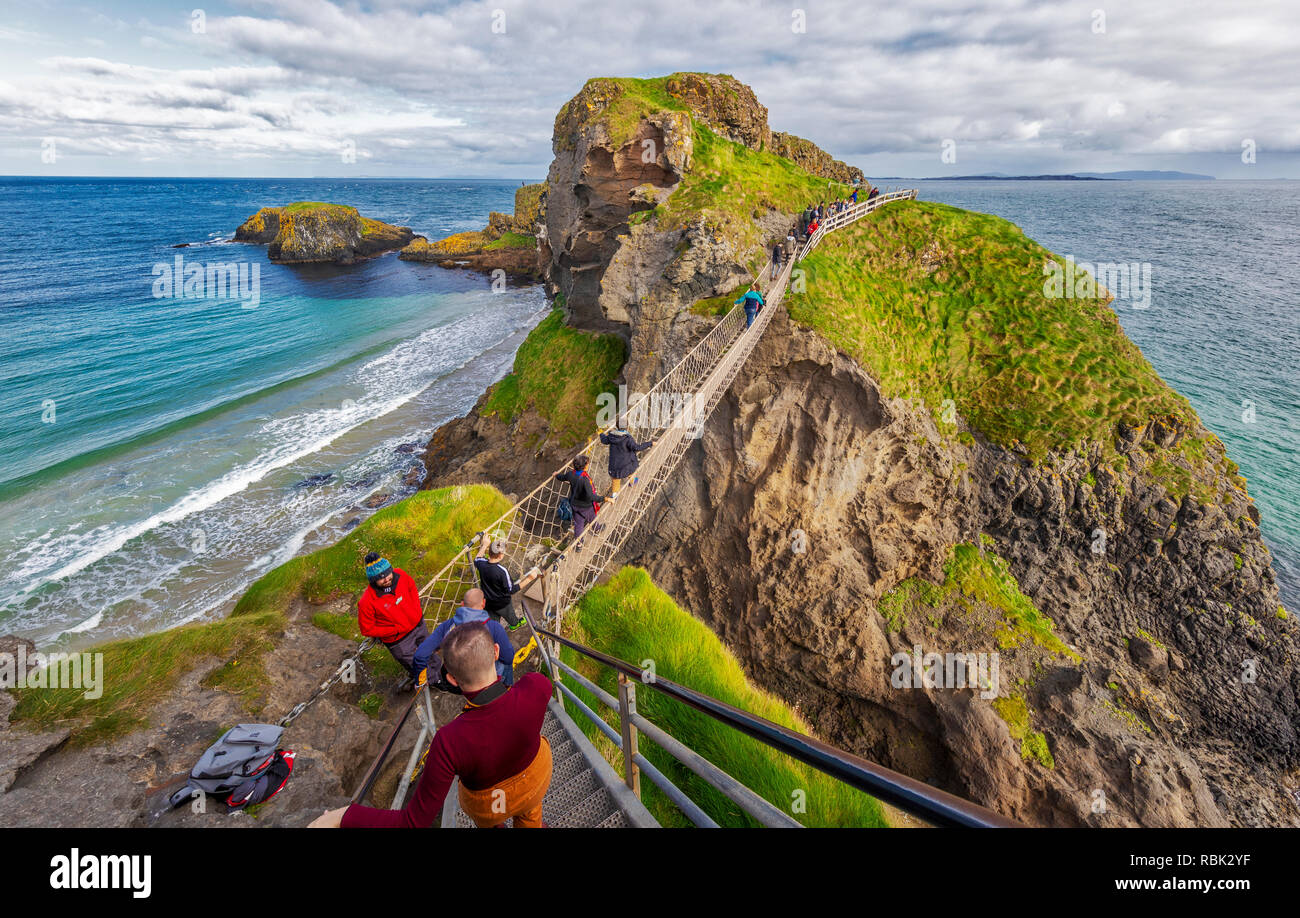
[412,587,515,691]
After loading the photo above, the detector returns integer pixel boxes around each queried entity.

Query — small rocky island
[399,183,545,278]
[235,202,418,264]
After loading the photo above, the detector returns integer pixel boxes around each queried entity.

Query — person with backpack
[311,622,553,829]
[734,286,765,328]
[357,553,427,682]
[599,417,653,501]
[555,454,604,539]
[770,241,783,280]
[411,588,515,691]
[473,533,540,630]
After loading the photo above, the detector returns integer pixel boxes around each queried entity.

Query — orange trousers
[458,736,552,828]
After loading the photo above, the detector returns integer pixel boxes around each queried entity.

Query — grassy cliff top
[481,306,626,446]
[787,200,1200,463]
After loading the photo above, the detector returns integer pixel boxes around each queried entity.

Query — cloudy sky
[2,0,1297,179]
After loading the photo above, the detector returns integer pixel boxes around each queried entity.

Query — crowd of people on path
[312,181,892,829]
[796,184,880,241]
[743,182,884,329]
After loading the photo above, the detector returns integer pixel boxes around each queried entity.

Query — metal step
[441,698,658,828]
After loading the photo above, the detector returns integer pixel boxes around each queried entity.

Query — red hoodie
[357,568,423,643]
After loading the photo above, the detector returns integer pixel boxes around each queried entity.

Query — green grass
[690,284,749,317]
[560,566,889,827]
[559,75,837,257]
[234,484,513,621]
[787,200,1199,463]
[879,542,1079,660]
[484,231,535,251]
[991,694,1055,768]
[358,692,384,718]
[480,308,626,446]
[559,76,692,150]
[9,611,283,746]
[656,121,832,253]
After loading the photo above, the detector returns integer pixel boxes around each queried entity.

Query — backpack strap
[461,678,510,712]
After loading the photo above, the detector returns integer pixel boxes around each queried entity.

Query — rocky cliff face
[235,204,416,264]
[541,73,860,383]
[420,74,1298,826]
[619,309,1297,827]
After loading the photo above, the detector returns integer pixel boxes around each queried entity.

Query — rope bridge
[415,188,919,635]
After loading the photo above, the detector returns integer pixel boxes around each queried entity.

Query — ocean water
[903,180,1300,607]
[0,178,1295,651]
[0,178,547,648]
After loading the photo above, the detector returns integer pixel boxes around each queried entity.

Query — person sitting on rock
[310,622,554,829]
[734,286,765,328]
[412,588,515,691]
[600,417,654,501]
[357,552,427,686]
[555,454,604,540]
[473,533,540,631]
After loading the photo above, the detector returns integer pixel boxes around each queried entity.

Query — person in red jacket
[310,621,553,829]
[357,552,427,681]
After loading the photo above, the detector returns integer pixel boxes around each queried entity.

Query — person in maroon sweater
[310,621,553,829]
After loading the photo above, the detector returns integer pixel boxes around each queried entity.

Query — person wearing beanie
[357,551,428,684]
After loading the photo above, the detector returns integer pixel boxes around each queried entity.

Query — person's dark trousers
[744,304,757,327]
[488,601,521,628]
[572,503,597,538]
[384,620,430,676]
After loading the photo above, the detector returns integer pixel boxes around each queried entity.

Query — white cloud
[1,0,1297,176]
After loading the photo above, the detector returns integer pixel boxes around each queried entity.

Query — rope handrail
[416,189,916,631]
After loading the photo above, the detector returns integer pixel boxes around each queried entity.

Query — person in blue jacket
[413,588,514,691]
[735,286,765,327]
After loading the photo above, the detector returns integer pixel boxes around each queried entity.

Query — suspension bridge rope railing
[415,188,918,635]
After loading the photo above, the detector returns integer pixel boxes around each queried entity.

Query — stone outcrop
[400,183,545,279]
[541,73,846,376]
[235,203,416,264]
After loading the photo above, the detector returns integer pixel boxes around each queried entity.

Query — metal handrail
[350,687,423,805]
[537,626,1021,829]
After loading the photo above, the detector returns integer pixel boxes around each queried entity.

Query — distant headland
[879,170,1216,181]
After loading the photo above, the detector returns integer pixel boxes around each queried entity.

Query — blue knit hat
[365,556,393,580]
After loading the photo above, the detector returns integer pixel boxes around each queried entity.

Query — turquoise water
[0,178,546,647]
[909,180,1299,606]
[0,177,1295,649]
